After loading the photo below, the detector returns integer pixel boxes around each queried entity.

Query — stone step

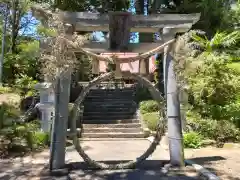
[81,119,139,124]
[83,112,136,115]
[81,132,145,138]
[82,123,141,128]
[83,106,136,110]
[89,88,135,92]
[85,96,135,100]
[83,127,142,133]
[87,94,135,98]
[84,101,135,104]
[83,99,136,103]
[82,115,136,120]
[78,138,147,141]
[83,102,136,106]
[86,94,135,97]
[83,104,136,108]
[88,91,135,96]
[83,108,136,112]
[83,112,135,115]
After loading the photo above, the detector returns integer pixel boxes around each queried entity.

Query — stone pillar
[50,70,71,171]
[35,83,55,132]
[163,27,184,167]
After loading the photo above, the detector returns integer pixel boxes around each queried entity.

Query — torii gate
[32,6,200,172]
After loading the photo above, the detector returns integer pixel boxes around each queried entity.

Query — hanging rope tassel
[139,59,147,75]
[114,61,122,79]
[92,59,99,74]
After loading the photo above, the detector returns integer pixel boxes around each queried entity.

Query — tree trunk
[11,0,21,53]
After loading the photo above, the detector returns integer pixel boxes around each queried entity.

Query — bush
[140,100,159,114]
[141,112,159,131]
[1,121,49,152]
[0,103,21,129]
[31,131,50,147]
[186,55,240,119]
[14,75,38,98]
[0,102,49,154]
[135,86,152,102]
[186,110,240,143]
[184,132,202,149]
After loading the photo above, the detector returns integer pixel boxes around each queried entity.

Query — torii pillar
[162,27,189,167]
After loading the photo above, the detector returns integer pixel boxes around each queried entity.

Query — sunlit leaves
[37,25,57,37]
[18,40,39,57]
[191,30,240,59]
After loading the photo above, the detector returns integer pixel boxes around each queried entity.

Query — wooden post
[109,12,132,51]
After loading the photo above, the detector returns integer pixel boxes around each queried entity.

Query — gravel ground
[1,141,240,179]
[185,147,240,180]
[0,140,199,180]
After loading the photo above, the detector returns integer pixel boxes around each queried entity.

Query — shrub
[32,131,50,147]
[20,121,50,149]
[186,110,240,143]
[190,57,240,107]
[0,103,21,129]
[135,86,152,102]
[14,75,38,98]
[1,122,49,151]
[141,112,159,131]
[184,132,203,149]
[140,100,159,114]
[0,102,49,153]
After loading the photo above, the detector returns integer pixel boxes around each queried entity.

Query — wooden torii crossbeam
[61,11,199,76]
[33,6,200,76]
[59,11,200,53]
[60,11,200,32]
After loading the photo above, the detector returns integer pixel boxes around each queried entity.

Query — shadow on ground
[188,156,226,163]
[188,156,240,180]
[36,160,198,180]
[1,155,239,180]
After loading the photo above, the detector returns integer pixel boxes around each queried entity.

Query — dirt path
[1,144,240,179]
[0,141,198,180]
[185,147,240,180]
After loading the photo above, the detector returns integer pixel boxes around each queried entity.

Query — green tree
[0,1,44,84]
[52,0,130,12]
[229,0,240,29]
[191,30,240,61]
[138,0,234,35]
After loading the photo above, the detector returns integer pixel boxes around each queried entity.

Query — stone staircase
[80,86,145,139]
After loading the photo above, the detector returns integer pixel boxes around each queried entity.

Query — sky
[19,11,39,37]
